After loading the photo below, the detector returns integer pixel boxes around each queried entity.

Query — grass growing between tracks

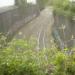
[0,34,75,75]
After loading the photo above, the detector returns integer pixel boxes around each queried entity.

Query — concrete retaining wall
[0,4,40,36]
[53,12,75,49]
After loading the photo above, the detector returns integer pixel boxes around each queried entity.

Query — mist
[0,0,15,8]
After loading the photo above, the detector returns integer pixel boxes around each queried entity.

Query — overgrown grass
[0,34,75,75]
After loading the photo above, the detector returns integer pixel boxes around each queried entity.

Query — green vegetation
[0,0,75,75]
[0,34,75,75]
[52,0,75,17]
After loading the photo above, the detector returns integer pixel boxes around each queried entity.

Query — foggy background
[0,0,36,8]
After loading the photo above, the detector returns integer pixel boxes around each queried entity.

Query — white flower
[18,32,22,35]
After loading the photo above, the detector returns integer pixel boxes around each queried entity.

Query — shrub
[52,51,75,75]
[0,33,7,49]
[52,0,75,17]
